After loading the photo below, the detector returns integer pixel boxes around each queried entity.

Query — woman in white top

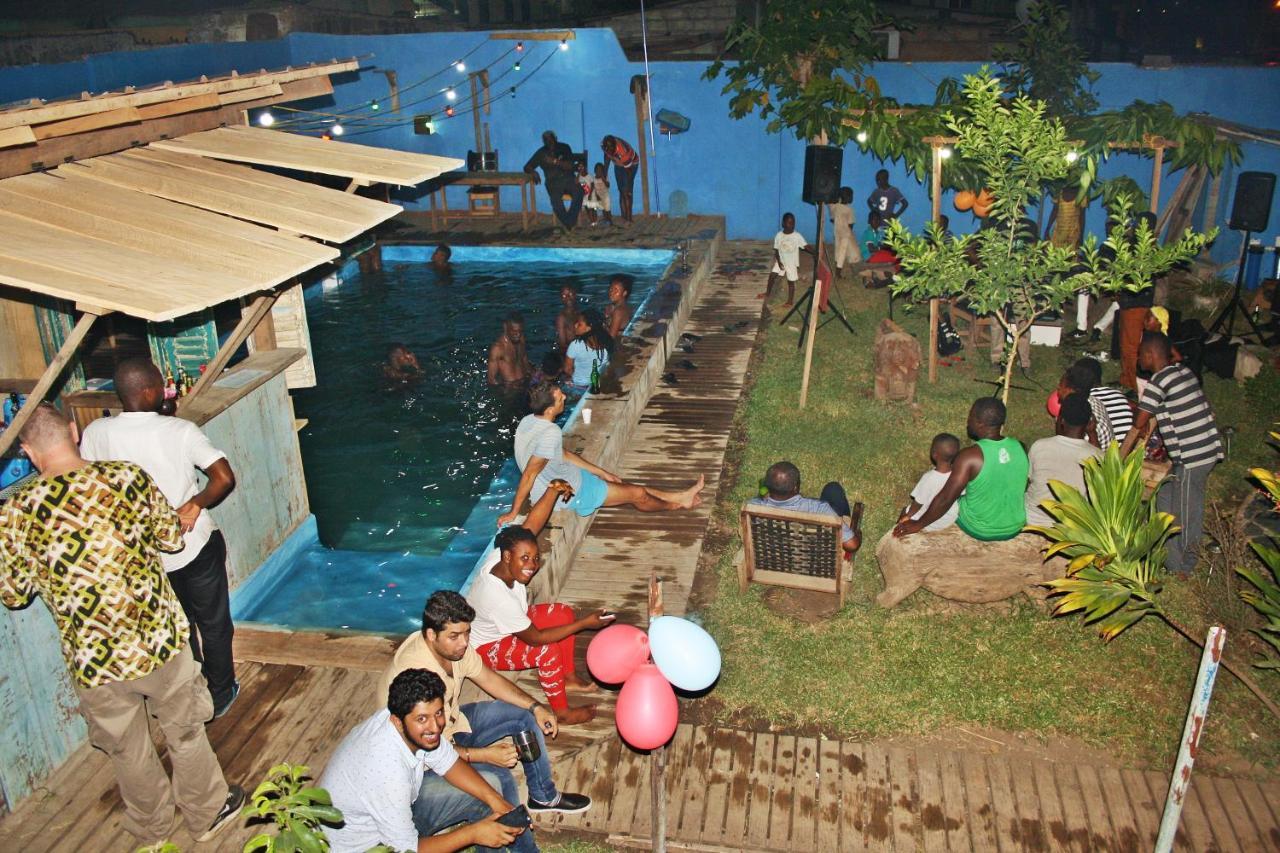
[562,308,612,390]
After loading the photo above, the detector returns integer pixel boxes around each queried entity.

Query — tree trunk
[1161,612,1280,721]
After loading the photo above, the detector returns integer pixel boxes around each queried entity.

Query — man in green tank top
[893,398,1029,542]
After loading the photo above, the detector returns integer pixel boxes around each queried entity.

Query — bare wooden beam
[0,310,101,458]
[489,30,574,41]
[0,125,36,149]
[218,84,284,107]
[136,93,221,120]
[184,293,278,403]
[32,107,141,141]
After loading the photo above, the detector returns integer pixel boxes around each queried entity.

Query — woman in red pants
[466,500,614,725]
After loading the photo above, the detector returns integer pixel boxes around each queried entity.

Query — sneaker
[212,681,240,720]
[197,784,246,842]
[527,792,591,815]
[1068,330,1088,342]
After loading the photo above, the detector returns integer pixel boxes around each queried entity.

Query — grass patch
[701,272,1279,771]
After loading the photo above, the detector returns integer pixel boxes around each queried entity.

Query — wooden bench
[739,502,863,608]
[873,526,1062,608]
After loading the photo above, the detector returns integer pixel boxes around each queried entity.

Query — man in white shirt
[80,358,240,716]
[320,668,528,853]
[760,211,813,306]
[1025,392,1102,528]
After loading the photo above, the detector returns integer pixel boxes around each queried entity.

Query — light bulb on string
[514,60,521,71]
[1065,150,1080,163]
[455,60,466,72]
[559,39,569,51]
[940,147,953,159]
[446,88,457,101]
[370,100,380,111]
[258,111,275,127]
[855,130,868,144]
[516,41,524,51]
[445,106,455,117]
[331,122,344,136]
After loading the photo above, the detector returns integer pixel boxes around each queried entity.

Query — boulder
[873,318,921,403]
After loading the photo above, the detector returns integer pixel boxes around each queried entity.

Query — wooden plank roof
[58,147,401,243]
[150,126,464,186]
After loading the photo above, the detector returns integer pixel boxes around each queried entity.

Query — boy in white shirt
[760,211,812,306]
[829,186,861,278]
[898,433,961,532]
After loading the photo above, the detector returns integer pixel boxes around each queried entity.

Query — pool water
[231,246,673,634]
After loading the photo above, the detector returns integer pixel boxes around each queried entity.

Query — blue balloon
[647,615,721,692]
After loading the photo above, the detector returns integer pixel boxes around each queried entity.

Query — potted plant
[243,763,344,853]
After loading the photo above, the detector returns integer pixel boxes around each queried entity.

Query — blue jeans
[412,764,538,852]
[455,700,556,804]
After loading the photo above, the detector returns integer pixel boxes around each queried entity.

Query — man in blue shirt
[748,461,861,556]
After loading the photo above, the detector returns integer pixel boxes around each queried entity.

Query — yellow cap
[1149,306,1169,334]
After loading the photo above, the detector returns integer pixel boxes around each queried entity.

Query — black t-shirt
[525,142,576,184]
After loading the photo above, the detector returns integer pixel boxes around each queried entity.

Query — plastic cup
[582,407,593,425]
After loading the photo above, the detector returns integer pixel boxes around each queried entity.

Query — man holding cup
[380,590,592,825]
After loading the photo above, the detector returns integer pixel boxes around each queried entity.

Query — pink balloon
[1046,390,1061,419]
[586,624,651,684]
[616,663,678,750]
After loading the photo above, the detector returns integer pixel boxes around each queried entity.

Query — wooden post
[648,573,666,853]
[469,73,483,154]
[928,143,943,383]
[631,76,651,216]
[799,202,826,409]
[1150,145,1165,214]
[0,309,101,458]
[185,293,278,402]
[1156,626,1226,852]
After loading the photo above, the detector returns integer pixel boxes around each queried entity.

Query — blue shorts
[566,470,609,516]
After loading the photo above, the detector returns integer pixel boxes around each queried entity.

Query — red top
[605,138,639,168]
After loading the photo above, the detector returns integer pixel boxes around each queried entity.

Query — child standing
[829,186,861,278]
[898,433,961,532]
[760,212,812,306]
[582,162,613,227]
[576,162,597,226]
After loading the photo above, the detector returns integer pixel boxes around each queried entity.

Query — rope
[639,0,661,214]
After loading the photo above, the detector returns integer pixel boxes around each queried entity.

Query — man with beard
[892,397,1029,542]
[321,668,530,852]
[380,590,592,817]
[487,311,532,386]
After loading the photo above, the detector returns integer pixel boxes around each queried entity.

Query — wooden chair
[945,298,997,349]
[738,502,863,608]
[466,149,500,216]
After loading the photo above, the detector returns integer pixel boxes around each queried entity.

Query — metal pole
[1155,626,1226,852]
[799,202,826,409]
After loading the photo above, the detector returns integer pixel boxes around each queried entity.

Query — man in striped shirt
[1120,333,1223,575]
[1065,358,1134,449]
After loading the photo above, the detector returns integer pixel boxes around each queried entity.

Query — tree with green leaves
[883,70,1214,403]
[703,0,890,145]
[243,764,344,853]
[996,0,1099,120]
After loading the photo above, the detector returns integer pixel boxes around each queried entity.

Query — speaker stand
[1208,230,1267,343]
[780,276,856,350]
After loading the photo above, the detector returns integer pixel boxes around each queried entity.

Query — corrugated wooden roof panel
[150,125,464,185]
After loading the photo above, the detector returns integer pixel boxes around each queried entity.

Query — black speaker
[1228,171,1275,232]
[413,114,435,135]
[802,144,842,205]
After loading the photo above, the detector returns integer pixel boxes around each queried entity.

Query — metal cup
[512,729,541,763]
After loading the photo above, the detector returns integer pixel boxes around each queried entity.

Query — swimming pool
[231,245,674,634]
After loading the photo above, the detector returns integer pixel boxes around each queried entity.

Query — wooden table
[426,171,538,231]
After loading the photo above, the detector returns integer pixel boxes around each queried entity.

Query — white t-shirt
[513,414,581,501]
[565,339,609,387]
[1025,435,1101,527]
[466,566,531,648]
[909,469,958,532]
[80,412,226,571]
[319,708,459,853]
[772,230,808,280]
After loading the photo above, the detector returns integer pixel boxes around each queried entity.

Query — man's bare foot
[556,705,598,725]
[678,474,706,509]
[565,675,595,692]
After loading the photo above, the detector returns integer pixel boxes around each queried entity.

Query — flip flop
[678,333,703,343]
[679,344,695,354]
[678,360,697,370]
[661,372,679,385]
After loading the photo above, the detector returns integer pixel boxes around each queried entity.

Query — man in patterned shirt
[0,403,243,844]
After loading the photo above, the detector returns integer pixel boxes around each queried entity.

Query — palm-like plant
[1237,427,1280,669]
[1031,446,1280,719]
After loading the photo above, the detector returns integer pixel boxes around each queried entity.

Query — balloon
[976,188,995,208]
[972,203,992,219]
[648,616,722,692]
[616,663,679,750]
[586,624,650,684]
[1046,390,1062,418]
[954,190,976,212]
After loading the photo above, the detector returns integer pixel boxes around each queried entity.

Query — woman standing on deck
[562,308,612,391]
[601,135,639,225]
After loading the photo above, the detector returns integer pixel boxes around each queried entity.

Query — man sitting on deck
[488,312,533,386]
[892,397,1029,542]
[748,461,861,557]
[495,381,704,528]
[321,668,531,853]
[381,589,592,819]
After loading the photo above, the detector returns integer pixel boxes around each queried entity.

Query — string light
[855,130,868,143]
[445,106,455,117]
[940,147,953,159]
[516,41,524,51]
[514,60,521,71]
[446,88,457,101]
[559,39,569,51]
[370,100,380,111]
[331,122,344,136]
[258,111,275,127]
[455,60,466,72]
[1065,150,1080,163]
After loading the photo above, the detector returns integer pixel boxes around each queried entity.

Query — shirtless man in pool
[487,312,532,386]
[555,282,581,354]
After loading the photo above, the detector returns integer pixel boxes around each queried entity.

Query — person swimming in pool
[496,381,705,527]
[487,312,532,386]
[431,244,453,278]
[383,343,423,386]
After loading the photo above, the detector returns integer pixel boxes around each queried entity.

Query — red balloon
[1046,390,1062,418]
[616,663,678,750]
[586,624,650,684]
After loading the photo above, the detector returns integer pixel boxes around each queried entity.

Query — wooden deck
[4,234,1280,851]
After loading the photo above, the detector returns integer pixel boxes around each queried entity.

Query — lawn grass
[700,271,1280,771]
